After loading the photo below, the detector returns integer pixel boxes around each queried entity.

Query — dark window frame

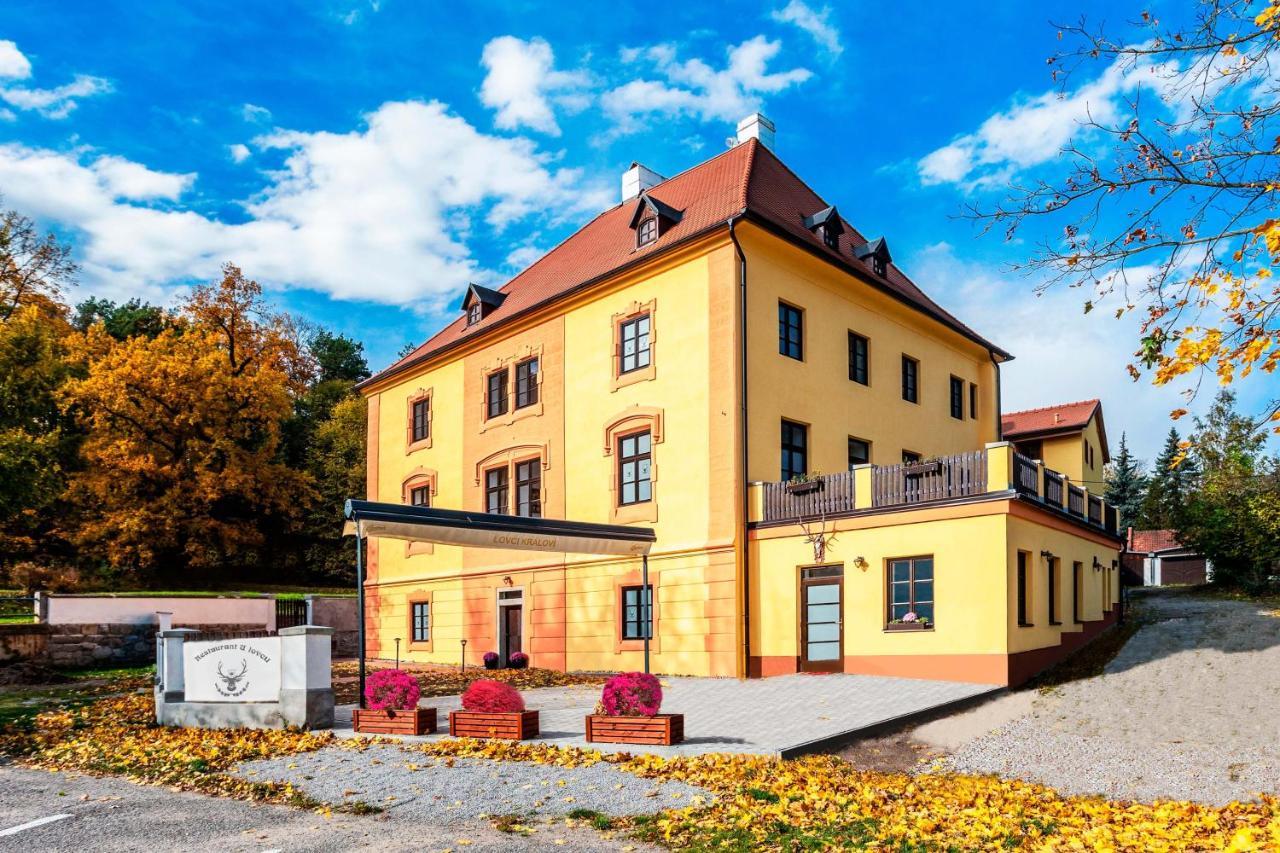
[486,369,509,419]
[901,449,922,464]
[411,601,430,642]
[467,302,482,326]
[514,358,539,409]
[901,355,919,403]
[636,216,658,247]
[514,458,542,518]
[1072,561,1084,624]
[781,419,808,482]
[949,376,964,420]
[409,485,430,507]
[485,465,510,514]
[778,302,804,361]
[621,584,653,640]
[411,397,430,443]
[872,256,887,277]
[1016,551,1032,626]
[1047,556,1061,625]
[617,430,653,507]
[969,382,978,419]
[887,556,934,626]
[848,436,870,469]
[619,313,652,375]
[848,331,869,385]
[822,224,839,250]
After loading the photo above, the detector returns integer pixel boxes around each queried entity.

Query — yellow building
[356,115,1122,686]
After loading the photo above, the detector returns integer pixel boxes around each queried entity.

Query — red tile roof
[1127,528,1187,553]
[364,139,1008,388]
[1002,400,1101,439]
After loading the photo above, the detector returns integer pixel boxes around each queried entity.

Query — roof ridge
[1002,399,1100,418]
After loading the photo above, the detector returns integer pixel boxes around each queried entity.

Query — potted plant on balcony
[483,651,500,670]
[508,651,529,669]
[585,672,684,746]
[352,668,437,735]
[885,611,933,632]
[449,679,539,740]
[785,470,824,495]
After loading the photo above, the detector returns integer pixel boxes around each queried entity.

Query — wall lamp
[1092,557,1104,572]
[852,556,869,570]
[1040,550,1055,561]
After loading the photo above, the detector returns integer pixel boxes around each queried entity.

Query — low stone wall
[43,622,266,668]
[0,623,49,664]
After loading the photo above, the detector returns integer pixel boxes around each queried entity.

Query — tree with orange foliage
[65,265,315,579]
[970,0,1280,436]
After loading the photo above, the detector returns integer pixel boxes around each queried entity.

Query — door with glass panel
[800,566,843,673]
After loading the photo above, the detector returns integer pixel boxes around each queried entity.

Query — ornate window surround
[405,387,433,453]
[401,466,438,556]
[478,343,545,432]
[602,406,663,523]
[611,299,657,391]
[406,592,433,652]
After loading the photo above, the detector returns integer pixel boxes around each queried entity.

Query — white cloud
[91,155,194,201]
[604,36,811,129]
[228,143,251,163]
[918,59,1136,189]
[479,36,589,135]
[0,72,110,120]
[242,103,272,123]
[0,40,32,80]
[770,1,842,56]
[0,100,612,308]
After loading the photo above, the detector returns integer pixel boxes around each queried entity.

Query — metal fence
[0,596,36,623]
[275,598,309,630]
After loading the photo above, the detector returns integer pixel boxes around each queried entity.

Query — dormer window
[460,282,507,328]
[637,216,658,247]
[629,192,683,250]
[854,237,893,279]
[803,205,844,253]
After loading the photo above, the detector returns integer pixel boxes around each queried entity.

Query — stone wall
[28,623,265,668]
[0,623,49,664]
[308,597,358,658]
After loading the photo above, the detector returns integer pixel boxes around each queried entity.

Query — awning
[343,500,655,557]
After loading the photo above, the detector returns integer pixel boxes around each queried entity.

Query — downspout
[990,351,1004,442]
[728,216,750,677]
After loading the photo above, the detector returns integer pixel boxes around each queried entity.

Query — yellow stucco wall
[737,223,999,480]
[1031,412,1106,489]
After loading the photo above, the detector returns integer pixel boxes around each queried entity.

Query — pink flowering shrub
[461,679,525,713]
[599,672,663,717]
[364,668,420,711]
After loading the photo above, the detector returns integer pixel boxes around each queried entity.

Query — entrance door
[800,566,843,673]
[502,605,523,662]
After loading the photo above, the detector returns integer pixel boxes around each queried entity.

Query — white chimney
[621,162,665,203]
[736,113,775,150]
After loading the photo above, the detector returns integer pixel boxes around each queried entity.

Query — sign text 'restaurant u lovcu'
[183,637,281,703]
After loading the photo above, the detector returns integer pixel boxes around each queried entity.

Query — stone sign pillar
[154,625,334,730]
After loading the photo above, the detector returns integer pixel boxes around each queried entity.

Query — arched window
[637,216,658,247]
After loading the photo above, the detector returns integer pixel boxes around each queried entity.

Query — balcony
[753,443,1119,537]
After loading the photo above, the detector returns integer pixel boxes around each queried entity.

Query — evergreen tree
[1138,428,1198,529]
[1104,432,1146,531]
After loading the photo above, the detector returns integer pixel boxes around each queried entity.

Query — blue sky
[0,0,1272,464]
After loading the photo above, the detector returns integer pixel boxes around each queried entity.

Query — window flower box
[586,713,684,746]
[352,707,437,735]
[884,622,933,632]
[449,709,540,740]
[785,479,823,495]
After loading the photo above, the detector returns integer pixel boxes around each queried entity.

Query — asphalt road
[0,764,648,852]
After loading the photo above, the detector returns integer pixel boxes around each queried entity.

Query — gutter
[991,351,1003,441]
[728,214,751,678]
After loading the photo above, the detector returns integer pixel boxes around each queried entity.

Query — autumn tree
[972,1,1280,431]
[1105,432,1148,529]
[65,264,313,580]
[0,210,81,563]
[1180,389,1280,590]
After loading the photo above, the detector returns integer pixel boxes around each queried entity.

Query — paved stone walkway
[334,673,997,756]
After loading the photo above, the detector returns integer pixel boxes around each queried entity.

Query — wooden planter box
[884,622,933,632]
[449,709,539,740]
[785,480,823,495]
[585,713,684,746]
[352,707,437,736]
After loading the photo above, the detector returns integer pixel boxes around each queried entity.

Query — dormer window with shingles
[461,282,507,328]
[854,237,892,279]
[629,192,682,250]
[803,206,845,253]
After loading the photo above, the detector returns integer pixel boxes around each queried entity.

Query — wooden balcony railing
[1088,494,1103,525]
[1043,468,1064,506]
[761,470,856,521]
[871,450,987,507]
[1013,452,1040,496]
[1068,484,1086,516]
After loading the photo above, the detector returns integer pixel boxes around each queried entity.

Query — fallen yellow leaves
[0,692,337,809]
[400,738,1280,850]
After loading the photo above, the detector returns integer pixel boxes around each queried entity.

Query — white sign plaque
[184,637,281,703]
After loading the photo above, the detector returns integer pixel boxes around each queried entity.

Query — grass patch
[54,663,154,681]
[566,807,614,830]
[48,586,354,598]
[0,665,154,728]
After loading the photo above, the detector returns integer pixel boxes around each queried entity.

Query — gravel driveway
[941,590,1280,804]
[236,744,710,823]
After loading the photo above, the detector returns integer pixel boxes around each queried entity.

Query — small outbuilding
[1124,528,1211,586]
